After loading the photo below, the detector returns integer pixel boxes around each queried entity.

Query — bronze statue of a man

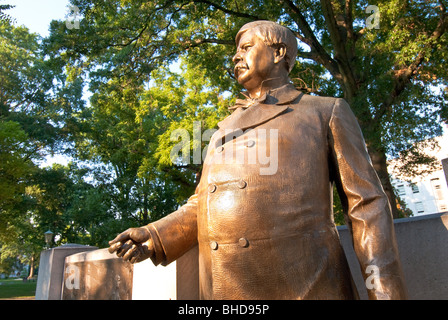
[109,20,408,300]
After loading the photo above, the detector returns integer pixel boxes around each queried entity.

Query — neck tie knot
[228,92,267,111]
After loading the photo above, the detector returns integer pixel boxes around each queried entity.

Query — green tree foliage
[0,121,33,211]
[0,2,14,23]
[67,59,230,226]
[0,20,89,275]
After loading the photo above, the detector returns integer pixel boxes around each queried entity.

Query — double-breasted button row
[245,140,256,148]
[208,184,217,193]
[215,140,255,153]
[208,180,247,193]
[237,179,247,189]
[210,241,219,250]
[210,238,250,250]
[238,237,249,248]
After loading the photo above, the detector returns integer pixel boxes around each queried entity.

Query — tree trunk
[368,148,400,219]
[27,256,35,279]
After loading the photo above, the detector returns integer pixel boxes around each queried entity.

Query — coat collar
[262,81,304,105]
[217,83,303,131]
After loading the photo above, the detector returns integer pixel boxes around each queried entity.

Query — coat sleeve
[328,98,408,300]
[146,192,198,266]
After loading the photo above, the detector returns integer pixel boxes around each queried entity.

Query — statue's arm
[147,193,199,266]
[328,98,408,300]
[109,193,198,266]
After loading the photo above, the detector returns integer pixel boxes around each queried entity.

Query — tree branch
[345,0,354,35]
[191,0,265,20]
[111,24,149,48]
[282,0,343,85]
[296,50,317,60]
[374,8,448,122]
[344,0,355,51]
[319,0,357,100]
[180,38,234,48]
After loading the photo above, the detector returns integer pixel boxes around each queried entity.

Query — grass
[0,278,36,300]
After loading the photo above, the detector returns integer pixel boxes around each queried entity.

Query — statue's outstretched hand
[108,227,154,264]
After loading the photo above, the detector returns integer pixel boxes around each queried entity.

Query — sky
[6,0,71,37]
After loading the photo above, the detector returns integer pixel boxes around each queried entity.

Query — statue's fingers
[134,244,152,263]
[108,241,122,254]
[108,229,131,246]
[116,240,133,258]
[122,244,138,262]
[130,253,140,264]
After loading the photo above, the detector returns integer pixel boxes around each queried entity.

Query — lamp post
[44,230,54,249]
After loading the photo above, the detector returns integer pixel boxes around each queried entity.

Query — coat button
[208,184,217,193]
[245,140,256,148]
[238,238,249,248]
[216,146,224,153]
[210,241,218,250]
[237,179,247,189]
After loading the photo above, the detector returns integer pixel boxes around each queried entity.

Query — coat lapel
[218,103,290,131]
[215,84,303,146]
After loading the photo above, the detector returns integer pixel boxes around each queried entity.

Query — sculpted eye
[240,43,252,52]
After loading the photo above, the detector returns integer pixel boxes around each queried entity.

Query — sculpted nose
[232,51,243,65]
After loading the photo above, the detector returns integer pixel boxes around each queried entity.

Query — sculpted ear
[273,44,287,64]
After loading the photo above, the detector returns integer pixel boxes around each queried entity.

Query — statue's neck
[246,76,290,99]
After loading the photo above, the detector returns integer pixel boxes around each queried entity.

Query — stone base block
[61,248,133,300]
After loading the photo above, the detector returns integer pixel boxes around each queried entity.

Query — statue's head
[233,21,298,91]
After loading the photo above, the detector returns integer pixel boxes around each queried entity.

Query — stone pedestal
[35,244,97,300]
[57,245,198,300]
[61,248,133,300]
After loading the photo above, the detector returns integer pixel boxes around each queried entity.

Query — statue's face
[233,29,277,91]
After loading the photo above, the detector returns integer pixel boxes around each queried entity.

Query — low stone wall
[339,212,448,299]
[36,212,448,300]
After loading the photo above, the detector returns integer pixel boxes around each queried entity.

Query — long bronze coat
[145,84,407,300]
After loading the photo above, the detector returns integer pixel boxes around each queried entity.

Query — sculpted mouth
[235,64,248,71]
[234,64,248,77]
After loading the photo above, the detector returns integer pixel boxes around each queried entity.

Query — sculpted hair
[236,20,298,73]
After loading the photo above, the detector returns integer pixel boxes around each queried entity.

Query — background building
[389,126,448,216]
